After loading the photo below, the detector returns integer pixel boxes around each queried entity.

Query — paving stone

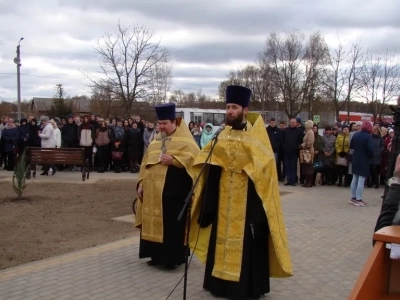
[0,184,385,299]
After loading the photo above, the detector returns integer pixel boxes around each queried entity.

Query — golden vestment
[189,113,293,282]
[135,118,199,243]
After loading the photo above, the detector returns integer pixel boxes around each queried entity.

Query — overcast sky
[0,0,399,102]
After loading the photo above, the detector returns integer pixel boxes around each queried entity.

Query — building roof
[30,97,92,113]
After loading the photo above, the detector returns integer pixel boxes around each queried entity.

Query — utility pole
[14,37,24,121]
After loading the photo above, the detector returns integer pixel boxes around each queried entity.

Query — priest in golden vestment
[135,103,199,270]
[189,86,292,299]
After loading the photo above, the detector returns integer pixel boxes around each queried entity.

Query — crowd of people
[267,116,395,206]
[0,113,220,175]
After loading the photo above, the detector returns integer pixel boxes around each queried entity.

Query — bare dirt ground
[0,179,138,270]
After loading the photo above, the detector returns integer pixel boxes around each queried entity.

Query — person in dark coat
[127,122,143,173]
[111,119,125,173]
[367,125,384,188]
[89,113,100,130]
[374,154,400,233]
[1,118,19,171]
[17,118,29,155]
[312,124,324,186]
[350,121,374,206]
[282,118,304,186]
[27,118,41,148]
[266,118,282,179]
[61,115,78,148]
[94,121,112,173]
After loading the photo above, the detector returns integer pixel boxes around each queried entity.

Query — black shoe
[52,168,57,176]
[40,172,48,176]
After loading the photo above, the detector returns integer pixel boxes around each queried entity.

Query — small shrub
[12,149,28,199]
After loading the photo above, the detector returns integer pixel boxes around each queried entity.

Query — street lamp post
[14,37,24,121]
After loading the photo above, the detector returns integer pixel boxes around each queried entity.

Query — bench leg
[26,165,31,180]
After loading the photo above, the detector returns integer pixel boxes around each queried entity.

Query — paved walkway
[0,172,385,299]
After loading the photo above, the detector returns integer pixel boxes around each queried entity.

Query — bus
[175,108,268,129]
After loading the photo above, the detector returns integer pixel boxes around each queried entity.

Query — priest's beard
[225,110,244,128]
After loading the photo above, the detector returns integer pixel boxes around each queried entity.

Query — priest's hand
[159,154,173,165]
[137,186,143,200]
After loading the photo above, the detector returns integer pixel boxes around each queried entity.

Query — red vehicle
[338,111,393,124]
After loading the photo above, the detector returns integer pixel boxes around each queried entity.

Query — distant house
[29,97,92,118]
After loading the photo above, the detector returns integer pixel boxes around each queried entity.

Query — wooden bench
[27,147,90,181]
[348,226,400,300]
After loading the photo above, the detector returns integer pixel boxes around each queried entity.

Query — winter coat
[54,127,61,148]
[322,132,336,166]
[17,122,29,145]
[127,128,143,158]
[78,124,94,147]
[1,126,18,152]
[282,126,304,155]
[95,128,111,147]
[112,126,125,142]
[39,123,55,148]
[335,133,350,160]
[149,130,160,143]
[374,183,400,234]
[313,133,324,163]
[61,122,78,146]
[322,133,336,154]
[191,129,201,148]
[370,133,384,165]
[143,128,154,151]
[350,130,374,177]
[301,129,314,153]
[200,123,214,149]
[27,121,41,147]
[266,125,282,153]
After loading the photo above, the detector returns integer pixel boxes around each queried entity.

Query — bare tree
[90,82,116,119]
[322,40,364,122]
[359,52,382,119]
[83,23,171,117]
[218,65,278,111]
[169,90,186,106]
[260,31,328,118]
[378,50,400,120]
[302,32,329,119]
[147,55,173,105]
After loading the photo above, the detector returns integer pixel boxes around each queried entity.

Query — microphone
[212,124,225,140]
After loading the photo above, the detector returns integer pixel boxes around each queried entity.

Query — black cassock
[199,165,270,300]
[139,165,192,266]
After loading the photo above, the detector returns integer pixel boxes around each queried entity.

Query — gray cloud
[171,40,262,63]
[1,0,400,102]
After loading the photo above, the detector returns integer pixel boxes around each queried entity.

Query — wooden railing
[348,226,400,300]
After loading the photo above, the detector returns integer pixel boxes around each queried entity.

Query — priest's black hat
[155,103,176,120]
[226,85,252,108]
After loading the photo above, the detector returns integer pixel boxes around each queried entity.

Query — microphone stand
[177,136,220,300]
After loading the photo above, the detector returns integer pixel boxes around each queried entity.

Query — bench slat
[28,148,87,166]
